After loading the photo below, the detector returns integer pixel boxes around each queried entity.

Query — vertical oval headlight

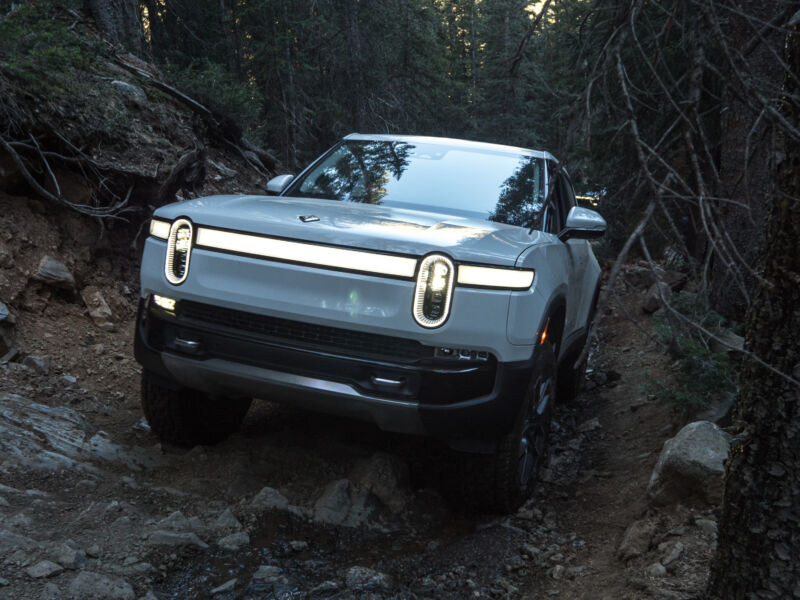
[413,254,455,328]
[165,218,193,285]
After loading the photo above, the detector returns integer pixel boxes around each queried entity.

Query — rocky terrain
[0,193,734,600]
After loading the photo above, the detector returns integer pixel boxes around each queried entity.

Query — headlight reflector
[457,265,534,290]
[165,218,193,285]
[413,254,454,328]
[149,219,171,240]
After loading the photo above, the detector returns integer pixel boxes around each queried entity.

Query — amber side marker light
[540,319,550,345]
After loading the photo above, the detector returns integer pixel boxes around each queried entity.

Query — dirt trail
[0,197,717,600]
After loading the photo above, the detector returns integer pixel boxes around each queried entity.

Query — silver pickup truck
[134,134,605,511]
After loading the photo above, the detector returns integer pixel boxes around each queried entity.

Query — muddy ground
[0,195,719,600]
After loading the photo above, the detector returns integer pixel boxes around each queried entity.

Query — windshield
[283,140,547,228]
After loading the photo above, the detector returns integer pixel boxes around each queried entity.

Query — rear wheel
[141,372,252,446]
[480,343,557,513]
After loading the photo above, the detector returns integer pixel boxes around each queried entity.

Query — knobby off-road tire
[475,343,557,513]
[141,372,252,446]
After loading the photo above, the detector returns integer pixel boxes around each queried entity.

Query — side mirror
[266,174,294,195]
[559,206,606,241]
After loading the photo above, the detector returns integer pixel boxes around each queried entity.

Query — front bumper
[134,299,533,448]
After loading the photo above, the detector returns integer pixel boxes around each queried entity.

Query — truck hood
[155,195,547,266]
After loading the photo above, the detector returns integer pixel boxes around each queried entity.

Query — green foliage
[0,2,107,95]
[647,291,738,413]
[166,59,259,129]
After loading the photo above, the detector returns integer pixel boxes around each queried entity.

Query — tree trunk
[707,18,800,600]
[711,1,784,320]
[85,0,144,56]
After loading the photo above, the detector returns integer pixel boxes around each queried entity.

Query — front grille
[178,300,432,363]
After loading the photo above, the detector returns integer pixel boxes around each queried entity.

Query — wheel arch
[535,295,567,361]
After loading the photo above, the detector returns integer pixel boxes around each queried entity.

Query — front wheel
[485,343,557,513]
[141,372,252,447]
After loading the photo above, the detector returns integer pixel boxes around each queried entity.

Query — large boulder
[647,421,732,506]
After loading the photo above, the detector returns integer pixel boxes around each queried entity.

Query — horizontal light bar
[457,265,534,290]
[150,219,171,240]
[152,294,176,311]
[195,227,418,278]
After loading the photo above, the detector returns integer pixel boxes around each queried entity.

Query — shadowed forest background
[0,0,798,598]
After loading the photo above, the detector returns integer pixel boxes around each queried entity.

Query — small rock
[53,543,86,570]
[289,540,308,552]
[0,301,12,323]
[213,508,242,532]
[86,544,101,558]
[110,80,147,104]
[22,354,50,375]
[33,256,75,289]
[642,281,671,313]
[647,421,732,506]
[629,399,648,412]
[521,544,541,559]
[618,519,656,561]
[0,347,18,365]
[310,580,339,596]
[313,479,378,527]
[0,577,8,586]
[158,511,192,532]
[313,480,352,526]
[148,530,208,549]
[565,566,585,579]
[76,480,97,493]
[81,287,115,331]
[349,452,411,514]
[39,583,61,600]
[251,487,289,511]
[550,565,565,580]
[218,531,249,551]
[62,375,78,386]
[662,541,684,567]
[578,417,602,432]
[26,560,64,579]
[187,516,207,536]
[591,371,608,386]
[645,562,667,577]
[252,565,283,582]
[345,566,393,592]
[695,518,718,537]
[210,578,237,595]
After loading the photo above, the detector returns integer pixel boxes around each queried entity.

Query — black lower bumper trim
[134,299,533,444]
